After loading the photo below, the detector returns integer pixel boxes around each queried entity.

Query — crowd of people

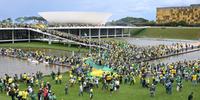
[0,48,81,66]
[0,23,46,29]
[0,37,200,100]
[0,40,199,68]
[69,57,200,96]
[45,30,200,64]
[44,29,110,49]
[45,29,200,62]
[0,71,59,100]
[0,54,199,100]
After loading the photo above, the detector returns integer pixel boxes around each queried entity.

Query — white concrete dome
[38,11,112,25]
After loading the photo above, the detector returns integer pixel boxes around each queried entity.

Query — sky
[0,0,200,21]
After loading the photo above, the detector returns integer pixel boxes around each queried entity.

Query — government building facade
[156,4,200,25]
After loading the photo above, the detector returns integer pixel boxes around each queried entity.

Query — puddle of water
[149,50,200,64]
[125,37,199,47]
[0,48,77,77]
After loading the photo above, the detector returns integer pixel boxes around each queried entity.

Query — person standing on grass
[94,77,99,88]
[102,78,107,91]
[150,84,156,97]
[9,88,15,100]
[51,71,56,80]
[17,90,23,100]
[188,92,193,100]
[110,82,114,94]
[55,75,58,84]
[192,74,197,86]
[0,79,3,92]
[79,84,83,96]
[30,91,37,100]
[43,87,48,100]
[165,80,172,95]
[176,75,182,92]
[22,90,28,100]
[115,79,120,91]
[38,88,43,100]
[89,88,93,100]
[58,74,62,84]
[51,93,57,100]
[129,75,135,85]
[65,83,68,95]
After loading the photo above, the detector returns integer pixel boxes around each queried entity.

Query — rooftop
[157,4,200,9]
[39,11,112,25]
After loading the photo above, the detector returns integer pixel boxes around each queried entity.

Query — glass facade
[0,29,44,42]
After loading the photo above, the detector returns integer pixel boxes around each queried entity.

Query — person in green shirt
[65,83,68,95]
[0,81,3,92]
[52,93,57,100]
[51,71,56,80]
[110,82,114,94]
[30,91,37,100]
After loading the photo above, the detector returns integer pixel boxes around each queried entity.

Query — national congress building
[156,4,200,25]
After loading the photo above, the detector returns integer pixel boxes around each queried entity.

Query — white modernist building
[38,11,112,25]
[0,11,133,43]
[39,11,132,38]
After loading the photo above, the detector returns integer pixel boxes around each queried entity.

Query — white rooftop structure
[39,11,112,25]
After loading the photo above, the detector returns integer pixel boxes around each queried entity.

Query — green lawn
[131,28,200,40]
[0,73,199,100]
[0,42,88,52]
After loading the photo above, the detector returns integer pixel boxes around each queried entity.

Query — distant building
[156,4,200,25]
[0,12,134,43]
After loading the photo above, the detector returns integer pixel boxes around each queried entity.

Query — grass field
[0,73,199,100]
[131,28,200,40]
[0,42,88,52]
[0,30,200,100]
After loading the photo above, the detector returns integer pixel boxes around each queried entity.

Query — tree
[106,17,149,26]
[15,16,47,24]
[15,17,25,24]
[6,18,13,23]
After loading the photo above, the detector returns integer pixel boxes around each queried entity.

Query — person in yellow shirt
[40,81,44,88]
[192,74,197,85]
[8,77,13,85]
[22,90,28,100]
[17,90,23,100]
[58,74,63,84]
[146,78,150,88]
[172,69,176,75]
[35,79,39,87]
[78,76,82,84]
[23,73,27,81]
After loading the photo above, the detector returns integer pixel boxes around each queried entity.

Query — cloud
[0,0,200,20]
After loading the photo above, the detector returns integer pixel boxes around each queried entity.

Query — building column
[114,28,117,38]
[68,29,71,34]
[122,29,124,37]
[12,29,14,44]
[48,36,52,45]
[98,28,101,56]
[79,29,81,37]
[43,34,45,39]
[128,28,131,37]
[106,29,109,38]
[28,29,30,43]
[98,29,101,39]
[89,28,91,54]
